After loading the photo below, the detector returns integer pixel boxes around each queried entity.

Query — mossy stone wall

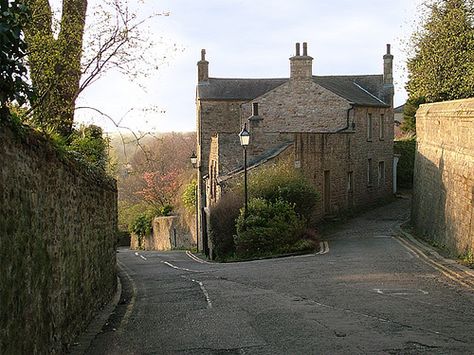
[0,124,118,354]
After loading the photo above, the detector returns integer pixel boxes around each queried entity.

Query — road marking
[395,236,474,290]
[162,261,199,273]
[186,250,211,264]
[117,260,137,330]
[134,252,147,261]
[191,279,213,309]
[373,288,429,296]
[316,241,330,255]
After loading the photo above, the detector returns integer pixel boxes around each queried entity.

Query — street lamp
[190,151,197,167]
[190,151,198,251]
[239,124,250,217]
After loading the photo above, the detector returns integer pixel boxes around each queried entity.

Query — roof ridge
[313,74,382,78]
[352,81,386,105]
[209,77,288,81]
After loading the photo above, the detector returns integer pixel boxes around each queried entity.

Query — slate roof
[197,78,287,101]
[314,75,387,107]
[197,75,389,107]
[218,142,294,183]
[394,104,405,113]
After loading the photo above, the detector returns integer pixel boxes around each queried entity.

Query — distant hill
[107,131,196,165]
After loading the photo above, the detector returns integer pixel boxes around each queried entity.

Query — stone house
[394,104,404,139]
[195,43,395,254]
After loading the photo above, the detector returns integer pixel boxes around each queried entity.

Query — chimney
[197,49,209,82]
[248,102,262,124]
[383,44,394,107]
[252,102,259,116]
[290,42,313,80]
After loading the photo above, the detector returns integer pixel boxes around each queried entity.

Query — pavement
[78,197,474,354]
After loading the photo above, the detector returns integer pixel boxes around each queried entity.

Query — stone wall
[197,100,244,175]
[0,124,118,354]
[412,99,474,256]
[130,214,196,250]
[241,80,352,134]
[297,106,394,221]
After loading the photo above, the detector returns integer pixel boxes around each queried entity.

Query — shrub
[68,124,109,169]
[209,192,242,260]
[394,138,416,188]
[182,180,197,212]
[129,214,152,249]
[234,159,319,220]
[159,204,173,216]
[121,201,172,233]
[235,198,305,259]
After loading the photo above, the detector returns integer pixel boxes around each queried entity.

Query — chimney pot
[295,43,300,56]
[197,49,209,82]
[303,42,308,56]
[386,44,391,55]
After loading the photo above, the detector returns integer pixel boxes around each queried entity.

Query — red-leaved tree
[135,170,182,209]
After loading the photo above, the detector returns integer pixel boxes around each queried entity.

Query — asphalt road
[86,198,474,354]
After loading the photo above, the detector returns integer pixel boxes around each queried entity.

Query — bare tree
[21,0,170,137]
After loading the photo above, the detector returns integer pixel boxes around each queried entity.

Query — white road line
[162,261,199,273]
[134,252,147,261]
[373,288,429,296]
[317,241,330,255]
[186,250,211,264]
[315,242,325,255]
[191,279,213,308]
[323,241,329,254]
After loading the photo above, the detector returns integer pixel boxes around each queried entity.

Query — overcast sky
[70,0,422,133]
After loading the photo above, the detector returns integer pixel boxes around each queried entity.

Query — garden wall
[412,98,474,256]
[130,214,196,250]
[0,124,118,353]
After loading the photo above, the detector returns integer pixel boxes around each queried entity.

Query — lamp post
[190,151,199,251]
[239,124,250,217]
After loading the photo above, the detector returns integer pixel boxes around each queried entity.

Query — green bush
[182,180,197,212]
[119,201,173,233]
[129,214,152,249]
[394,138,416,188]
[239,160,319,220]
[68,124,109,170]
[159,204,173,216]
[235,198,305,259]
[209,192,242,260]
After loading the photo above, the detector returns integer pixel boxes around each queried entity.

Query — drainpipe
[336,104,355,133]
[393,154,401,194]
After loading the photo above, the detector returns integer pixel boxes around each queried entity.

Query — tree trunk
[23,0,87,138]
